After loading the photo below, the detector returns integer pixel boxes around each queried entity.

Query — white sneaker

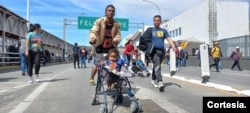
[151,80,158,88]
[35,76,40,82]
[28,76,33,83]
[158,81,164,89]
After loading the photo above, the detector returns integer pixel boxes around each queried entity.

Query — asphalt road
[0,63,246,113]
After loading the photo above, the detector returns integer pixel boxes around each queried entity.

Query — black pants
[27,51,41,76]
[231,60,242,70]
[74,54,80,68]
[150,49,165,82]
[210,58,220,72]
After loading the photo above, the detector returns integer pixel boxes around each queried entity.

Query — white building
[161,0,249,46]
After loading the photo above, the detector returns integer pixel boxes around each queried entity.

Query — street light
[26,0,30,30]
[142,0,161,16]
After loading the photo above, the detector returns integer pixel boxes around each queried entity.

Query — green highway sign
[78,16,129,31]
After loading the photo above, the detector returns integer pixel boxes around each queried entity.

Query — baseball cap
[236,46,239,49]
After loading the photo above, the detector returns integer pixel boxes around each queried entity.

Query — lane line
[8,68,73,113]
[136,86,189,113]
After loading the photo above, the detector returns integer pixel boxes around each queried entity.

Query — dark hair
[153,15,161,21]
[125,39,133,46]
[105,4,115,12]
[108,48,120,58]
[75,43,78,46]
[28,23,41,33]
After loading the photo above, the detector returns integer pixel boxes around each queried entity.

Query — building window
[169,31,171,37]
[165,25,168,28]
[179,27,181,35]
[175,29,178,37]
[172,30,175,37]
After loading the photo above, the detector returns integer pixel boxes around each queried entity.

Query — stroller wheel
[146,72,151,77]
[99,104,107,113]
[107,103,113,113]
[91,96,99,105]
[138,72,143,77]
[115,94,123,104]
[130,101,139,113]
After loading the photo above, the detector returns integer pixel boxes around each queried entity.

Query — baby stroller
[131,59,151,77]
[90,50,143,113]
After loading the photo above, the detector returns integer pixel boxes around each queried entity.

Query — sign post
[170,49,176,76]
[200,44,210,83]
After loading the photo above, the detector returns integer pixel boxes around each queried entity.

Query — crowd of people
[16,4,244,91]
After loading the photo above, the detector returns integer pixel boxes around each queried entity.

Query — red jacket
[124,44,134,55]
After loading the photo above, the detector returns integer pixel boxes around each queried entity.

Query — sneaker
[158,81,165,90]
[35,76,40,82]
[28,76,33,83]
[151,80,158,88]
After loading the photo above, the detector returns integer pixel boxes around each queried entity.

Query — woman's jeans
[123,54,131,66]
[27,51,41,76]
[20,51,27,73]
[80,55,86,68]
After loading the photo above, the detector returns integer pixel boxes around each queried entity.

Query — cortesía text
[203,97,249,113]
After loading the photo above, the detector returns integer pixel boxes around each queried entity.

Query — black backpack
[139,27,152,53]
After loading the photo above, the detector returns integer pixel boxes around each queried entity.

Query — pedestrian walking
[73,43,80,68]
[65,52,69,64]
[80,46,87,68]
[209,41,221,72]
[230,46,243,71]
[123,39,134,66]
[140,15,176,91]
[19,36,28,76]
[25,23,45,83]
[88,4,121,85]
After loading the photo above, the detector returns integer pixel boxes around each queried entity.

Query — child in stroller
[101,49,127,90]
[132,55,151,77]
[91,48,143,113]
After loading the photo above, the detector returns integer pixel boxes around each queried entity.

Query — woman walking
[25,24,45,83]
[80,46,87,68]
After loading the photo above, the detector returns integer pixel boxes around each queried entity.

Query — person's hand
[25,50,29,57]
[112,39,119,45]
[172,47,177,52]
[90,50,95,56]
[89,38,97,44]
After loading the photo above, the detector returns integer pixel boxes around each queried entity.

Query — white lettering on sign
[123,22,127,28]
[80,20,83,25]
[84,20,93,27]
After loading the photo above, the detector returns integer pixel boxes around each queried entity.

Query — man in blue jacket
[140,15,176,92]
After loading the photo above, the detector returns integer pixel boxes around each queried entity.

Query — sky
[0,0,220,46]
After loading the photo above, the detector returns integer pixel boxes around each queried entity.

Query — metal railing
[0,52,72,67]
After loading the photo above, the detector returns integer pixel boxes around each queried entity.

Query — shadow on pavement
[39,72,54,74]
[40,78,70,82]
[0,77,18,82]
[164,82,182,88]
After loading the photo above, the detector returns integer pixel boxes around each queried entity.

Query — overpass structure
[0,5,74,66]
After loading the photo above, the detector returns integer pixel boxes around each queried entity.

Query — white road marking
[162,74,250,96]
[8,68,73,113]
[136,86,189,113]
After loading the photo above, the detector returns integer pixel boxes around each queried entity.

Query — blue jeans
[80,55,86,68]
[181,58,186,67]
[20,52,27,73]
[123,54,131,66]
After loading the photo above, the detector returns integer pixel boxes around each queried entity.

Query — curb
[161,73,250,96]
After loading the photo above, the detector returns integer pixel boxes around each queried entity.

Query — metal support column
[63,19,67,54]
[2,10,6,66]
